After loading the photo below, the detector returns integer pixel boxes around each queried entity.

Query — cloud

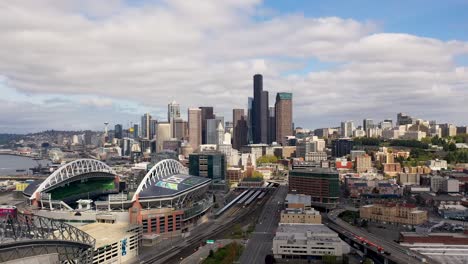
[0,0,467,132]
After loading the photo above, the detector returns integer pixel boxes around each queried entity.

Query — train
[351,233,391,255]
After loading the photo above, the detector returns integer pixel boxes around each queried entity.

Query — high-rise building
[440,123,457,137]
[332,139,354,157]
[216,122,225,145]
[269,106,276,144]
[173,118,188,140]
[199,107,214,145]
[380,119,393,130]
[114,124,123,139]
[397,113,415,126]
[141,113,151,139]
[247,97,253,144]
[133,124,139,138]
[340,121,354,138]
[168,101,180,137]
[156,122,171,153]
[149,119,158,140]
[275,92,293,145]
[189,152,226,181]
[188,108,202,151]
[252,74,269,144]
[206,119,219,144]
[363,119,374,132]
[233,109,248,150]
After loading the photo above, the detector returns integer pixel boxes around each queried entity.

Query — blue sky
[266,0,468,41]
[0,0,467,133]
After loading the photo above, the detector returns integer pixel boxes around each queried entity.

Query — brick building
[288,168,339,206]
[360,203,428,225]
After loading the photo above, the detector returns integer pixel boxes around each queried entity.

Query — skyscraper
[168,101,180,137]
[141,113,151,139]
[247,97,253,144]
[275,92,293,146]
[199,107,214,144]
[233,109,248,150]
[363,119,374,132]
[133,124,139,138]
[397,113,415,126]
[156,122,171,153]
[114,124,123,139]
[340,121,354,138]
[252,74,269,144]
[150,119,158,140]
[188,108,202,151]
[173,118,188,140]
[269,106,276,144]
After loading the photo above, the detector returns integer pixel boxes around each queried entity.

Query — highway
[238,185,288,264]
[327,209,439,264]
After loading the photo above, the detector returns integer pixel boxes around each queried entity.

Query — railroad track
[140,197,268,264]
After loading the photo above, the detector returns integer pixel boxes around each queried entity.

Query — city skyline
[1,1,468,133]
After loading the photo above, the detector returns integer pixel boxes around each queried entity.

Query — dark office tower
[268,107,276,144]
[173,118,188,140]
[133,124,139,138]
[363,119,374,132]
[149,119,158,140]
[397,113,414,126]
[114,124,123,139]
[141,113,151,139]
[332,138,354,157]
[275,92,293,146]
[199,107,214,144]
[252,74,270,144]
[233,109,248,150]
[247,97,253,144]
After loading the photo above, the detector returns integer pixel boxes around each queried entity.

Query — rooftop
[286,194,311,206]
[77,222,135,248]
[139,173,211,199]
[274,224,341,243]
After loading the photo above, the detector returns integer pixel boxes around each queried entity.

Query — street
[238,185,288,264]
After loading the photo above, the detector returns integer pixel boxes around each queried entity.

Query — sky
[0,0,467,133]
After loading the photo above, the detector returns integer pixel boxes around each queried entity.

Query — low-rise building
[384,163,402,176]
[360,203,428,225]
[78,222,141,264]
[285,194,311,209]
[305,152,327,162]
[280,208,321,224]
[427,159,448,171]
[226,167,243,185]
[398,173,421,186]
[272,224,349,261]
[441,178,460,193]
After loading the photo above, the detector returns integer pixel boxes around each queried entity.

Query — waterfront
[0,155,50,175]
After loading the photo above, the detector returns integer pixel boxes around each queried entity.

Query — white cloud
[0,0,467,132]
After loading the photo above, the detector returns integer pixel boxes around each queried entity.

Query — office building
[173,118,188,140]
[252,74,269,144]
[114,124,123,139]
[285,194,312,209]
[168,101,180,137]
[305,152,327,162]
[226,167,243,184]
[275,92,293,146]
[156,122,171,153]
[355,155,372,173]
[397,113,415,126]
[273,224,349,261]
[380,119,393,130]
[133,124,139,138]
[233,109,248,150]
[440,123,457,137]
[289,168,339,206]
[398,173,421,186]
[188,108,202,151]
[199,107,214,144]
[332,138,354,157]
[360,203,428,225]
[442,178,460,193]
[269,106,276,144]
[340,121,354,137]
[189,152,226,181]
[363,119,374,132]
[457,126,468,135]
[247,97,253,144]
[141,113,151,139]
[280,208,321,224]
[149,119,158,140]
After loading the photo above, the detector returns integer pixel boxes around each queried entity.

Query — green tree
[448,142,457,152]
[252,170,264,179]
[257,155,278,164]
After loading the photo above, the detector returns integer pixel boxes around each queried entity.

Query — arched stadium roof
[30,159,115,200]
[132,159,188,201]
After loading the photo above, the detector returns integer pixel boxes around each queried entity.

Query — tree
[257,155,278,164]
[208,249,214,257]
[252,170,264,179]
[448,142,457,152]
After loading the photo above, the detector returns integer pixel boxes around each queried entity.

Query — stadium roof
[139,174,211,199]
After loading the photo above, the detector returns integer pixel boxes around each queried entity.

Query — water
[0,155,50,175]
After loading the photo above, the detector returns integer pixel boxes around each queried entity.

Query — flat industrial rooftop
[138,173,211,199]
[77,222,130,248]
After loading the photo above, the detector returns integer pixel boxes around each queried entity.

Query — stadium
[23,158,213,235]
